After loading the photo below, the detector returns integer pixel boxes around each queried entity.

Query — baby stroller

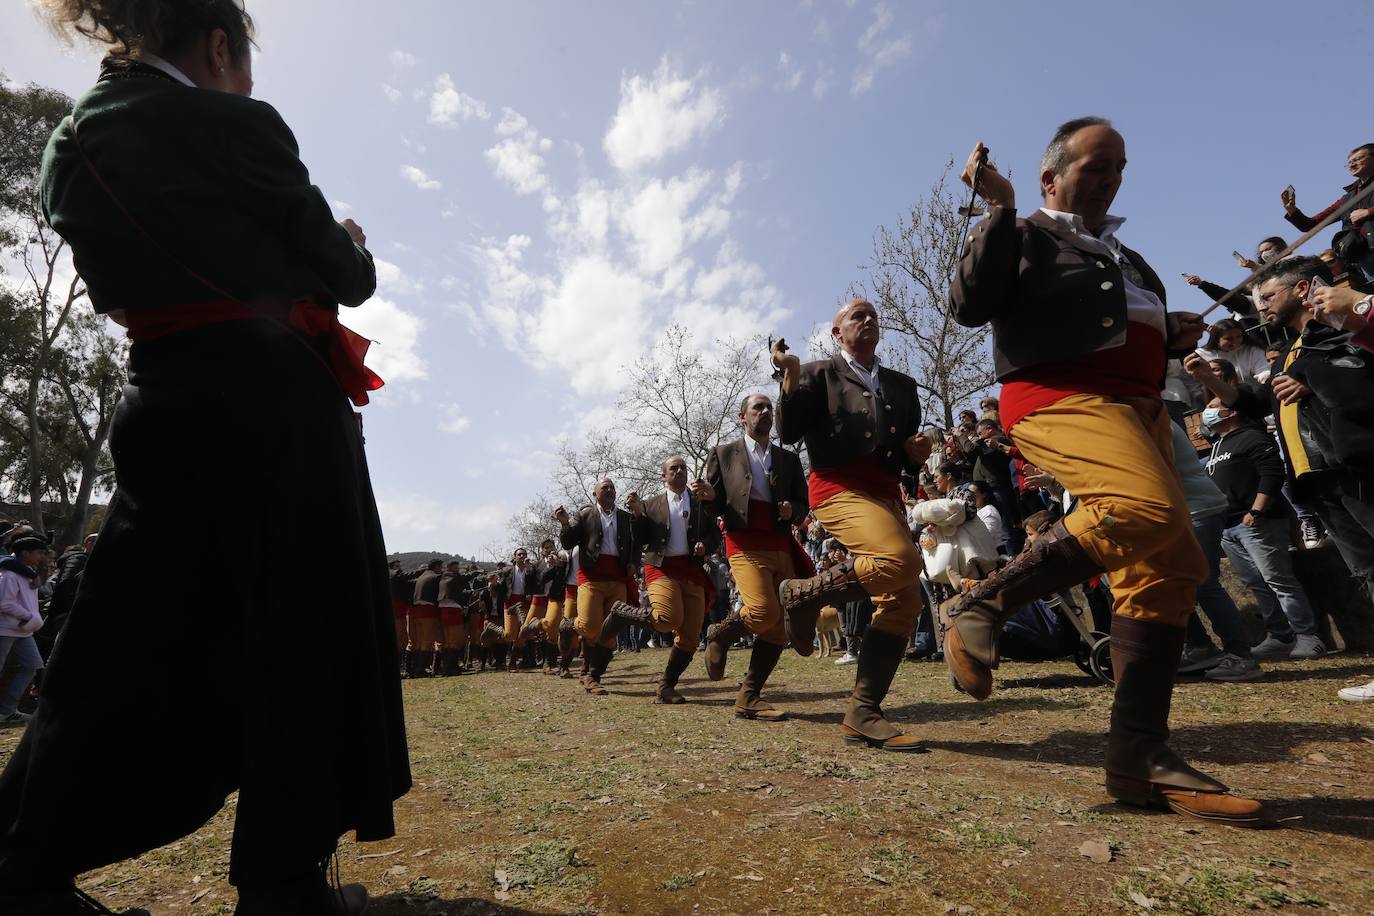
[923,542,1114,687]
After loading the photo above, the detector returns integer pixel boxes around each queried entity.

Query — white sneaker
[1337,678,1374,702]
[833,652,858,666]
[1290,634,1327,659]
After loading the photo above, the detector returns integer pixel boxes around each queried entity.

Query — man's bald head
[832,298,881,364]
[833,298,876,330]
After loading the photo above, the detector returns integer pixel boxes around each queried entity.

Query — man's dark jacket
[948,207,1175,379]
[705,438,808,532]
[559,506,638,574]
[776,352,922,476]
[634,491,722,569]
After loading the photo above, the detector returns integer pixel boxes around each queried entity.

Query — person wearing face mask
[1200,399,1326,660]
[0,2,409,913]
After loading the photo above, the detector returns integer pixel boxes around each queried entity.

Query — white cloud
[400,165,441,191]
[776,51,805,92]
[381,83,401,104]
[375,491,443,535]
[390,49,416,69]
[439,404,472,434]
[339,295,426,384]
[484,108,551,196]
[428,74,491,126]
[603,58,725,171]
[812,65,833,100]
[851,2,912,95]
[330,199,352,215]
[373,257,422,297]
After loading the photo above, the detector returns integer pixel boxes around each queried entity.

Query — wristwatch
[1355,294,1373,317]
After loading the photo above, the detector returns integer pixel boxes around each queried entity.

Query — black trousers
[1296,470,1374,602]
[0,320,410,890]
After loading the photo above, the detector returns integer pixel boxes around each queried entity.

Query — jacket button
[967,235,974,243]
[1101,317,1115,328]
[861,407,869,415]
[886,450,893,457]
[1096,260,1106,268]
[862,391,871,398]
[889,426,897,433]
[1100,281,1114,291]
[864,431,872,439]
[885,404,892,410]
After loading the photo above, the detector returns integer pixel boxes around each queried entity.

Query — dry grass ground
[2,647,1371,915]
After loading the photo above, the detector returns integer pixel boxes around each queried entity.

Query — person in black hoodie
[1185,256,1374,612]
[1201,400,1325,659]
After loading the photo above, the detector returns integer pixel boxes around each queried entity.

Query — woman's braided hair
[40,0,254,63]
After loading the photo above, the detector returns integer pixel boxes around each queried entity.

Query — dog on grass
[816,605,843,657]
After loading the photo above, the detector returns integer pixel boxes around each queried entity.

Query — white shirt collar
[1039,207,1127,245]
[138,53,197,88]
[747,437,771,460]
[841,349,881,383]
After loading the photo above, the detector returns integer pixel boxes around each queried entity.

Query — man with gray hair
[945,117,1266,825]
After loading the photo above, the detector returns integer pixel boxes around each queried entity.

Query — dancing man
[702,395,813,721]
[497,549,536,672]
[410,559,444,677]
[944,117,1263,824]
[770,299,931,752]
[557,481,638,696]
[602,457,721,704]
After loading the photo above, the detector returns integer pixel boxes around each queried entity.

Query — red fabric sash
[644,555,716,609]
[564,584,577,600]
[530,596,549,607]
[578,554,639,605]
[125,298,385,407]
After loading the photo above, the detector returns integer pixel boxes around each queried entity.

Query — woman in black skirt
[0,2,410,913]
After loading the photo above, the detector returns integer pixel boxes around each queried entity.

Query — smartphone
[1232,250,1247,263]
[1307,275,1346,328]
[1284,184,1295,197]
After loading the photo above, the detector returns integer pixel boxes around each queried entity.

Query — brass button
[886,450,893,457]
[864,431,872,439]
[886,404,892,411]
[1096,260,1106,268]
[861,407,869,415]
[1101,281,1114,291]
[967,235,975,243]
[862,391,871,398]
[1101,317,1115,328]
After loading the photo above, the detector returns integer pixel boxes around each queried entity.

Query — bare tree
[614,326,770,486]
[851,158,997,429]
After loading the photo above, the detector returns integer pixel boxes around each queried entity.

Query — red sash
[578,553,639,605]
[126,298,384,407]
[645,555,716,609]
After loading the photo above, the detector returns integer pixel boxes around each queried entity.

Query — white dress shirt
[841,349,883,427]
[597,507,619,557]
[510,566,527,596]
[745,437,774,502]
[566,547,580,584]
[1038,208,1166,339]
[665,488,691,556]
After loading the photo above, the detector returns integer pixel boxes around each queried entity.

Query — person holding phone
[1282,144,1374,286]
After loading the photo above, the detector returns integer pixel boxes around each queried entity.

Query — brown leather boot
[578,638,591,680]
[582,644,611,696]
[840,628,925,752]
[940,521,1101,700]
[778,559,866,657]
[557,625,576,677]
[1104,617,1267,827]
[598,600,652,644]
[520,616,546,641]
[734,639,787,721]
[656,647,695,704]
[704,612,748,681]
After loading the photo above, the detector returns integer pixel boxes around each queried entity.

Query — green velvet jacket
[42,59,375,314]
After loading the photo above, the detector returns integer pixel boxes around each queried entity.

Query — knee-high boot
[655,647,695,704]
[840,628,924,752]
[734,640,787,721]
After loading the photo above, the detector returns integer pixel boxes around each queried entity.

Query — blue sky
[2,0,1367,558]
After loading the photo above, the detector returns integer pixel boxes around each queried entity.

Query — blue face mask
[1199,407,1230,435]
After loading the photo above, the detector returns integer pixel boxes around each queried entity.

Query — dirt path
[3,650,1371,914]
